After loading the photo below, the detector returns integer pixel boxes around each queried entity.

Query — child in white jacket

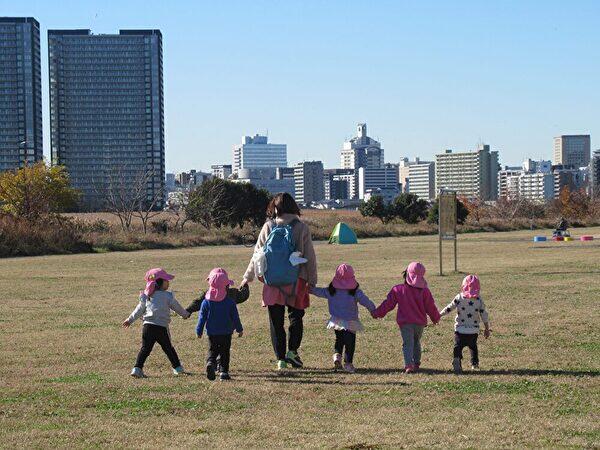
[123,268,190,378]
[439,275,491,373]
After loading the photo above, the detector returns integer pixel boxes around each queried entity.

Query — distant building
[364,187,399,203]
[553,165,586,198]
[48,28,165,210]
[498,166,522,199]
[519,172,555,201]
[407,161,435,200]
[323,168,354,200]
[553,135,591,168]
[211,164,232,179]
[175,170,211,189]
[398,158,419,192]
[235,168,294,196]
[590,150,600,197]
[340,123,384,170]
[294,161,324,204]
[0,18,43,170]
[233,135,286,173]
[276,166,295,181]
[166,173,176,192]
[358,163,400,200]
[435,144,500,200]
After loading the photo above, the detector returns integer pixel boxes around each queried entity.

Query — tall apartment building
[435,144,500,200]
[48,29,164,210]
[590,150,600,197]
[233,135,286,173]
[498,166,522,199]
[407,161,435,200]
[553,135,591,168]
[358,163,400,200]
[294,161,324,204]
[0,18,43,170]
[398,158,419,192]
[519,172,554,201]
[323,168,354,200]
[340,123,384,170]
[211,164,232,179]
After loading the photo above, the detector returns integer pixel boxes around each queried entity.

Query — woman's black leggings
[334,329,356,363]
[267,304,305,360]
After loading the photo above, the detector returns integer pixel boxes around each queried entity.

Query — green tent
[328,222,358,245]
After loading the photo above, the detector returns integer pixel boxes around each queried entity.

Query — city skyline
[5,1,600,172]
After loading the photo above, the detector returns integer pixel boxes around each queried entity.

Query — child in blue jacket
[196,268,243,381]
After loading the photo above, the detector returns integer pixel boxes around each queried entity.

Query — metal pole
[454,196,458,272]
[439,195,443,276]
[454,234,457,272]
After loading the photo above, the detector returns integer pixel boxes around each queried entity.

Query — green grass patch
[46,372,103,384]
[420,379,551,395]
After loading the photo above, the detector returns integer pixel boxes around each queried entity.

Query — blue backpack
[263,219,300,286]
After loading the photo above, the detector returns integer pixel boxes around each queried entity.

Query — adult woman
[241,192,317,370]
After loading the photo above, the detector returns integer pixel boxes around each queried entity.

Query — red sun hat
[331,263,358,290]
[206,268,234,302]
[405,262,427,289]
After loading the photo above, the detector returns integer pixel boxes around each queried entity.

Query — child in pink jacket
[372,262,440,373]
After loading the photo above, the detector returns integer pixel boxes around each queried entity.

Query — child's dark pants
[454,332,479,365]
[334,329,356,363]
[207,334,232,373]
[267,304,304,360]
[135,324,181,369]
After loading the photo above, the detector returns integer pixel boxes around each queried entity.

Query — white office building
[340,123,384,170]
[233,135,287,173]
[294,161,324,203]
[435,144,500,200]
[211,164,232,179]
[358,163,400,200]
[235,168,294,196]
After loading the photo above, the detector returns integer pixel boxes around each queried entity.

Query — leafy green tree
[359,195,393,223]
[391,193,429,224]
[427,197,469,224]
[0,162,79,221]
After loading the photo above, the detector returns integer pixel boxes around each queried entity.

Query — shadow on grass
[417,368,599,377]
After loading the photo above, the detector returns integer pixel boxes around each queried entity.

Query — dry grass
[1,228,599,448]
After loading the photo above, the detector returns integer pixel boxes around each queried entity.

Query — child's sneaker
[130,367,146,378]
[453,357,463,374]
[206,363,216,380]
[277,359,288,371]
[343,362,356,374]
[285,350,303,368]
[471,364,480,371]
[172,366,185,376]
[219,372,231,381]
[333,353,343,371]
[404,365,416,374]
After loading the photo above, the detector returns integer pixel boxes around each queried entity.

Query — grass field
[1,228,599,448]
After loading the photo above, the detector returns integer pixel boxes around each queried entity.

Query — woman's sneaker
[130,367,146,378]
[285,351,303,368]
[219,372,231,381]
[333,353,343,371]
[343,363,356,374]
[453,357,463,374]
[206,363,216,380]
[172,366,185,376]
[277,360,288,371]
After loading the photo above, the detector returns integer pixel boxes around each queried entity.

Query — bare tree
[132,172,165,234]
[165,189,191,232]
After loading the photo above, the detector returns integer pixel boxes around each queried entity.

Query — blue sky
[7,0,600,172]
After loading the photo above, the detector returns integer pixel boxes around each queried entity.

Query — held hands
[122,319,130,328]
[239,278,249,289]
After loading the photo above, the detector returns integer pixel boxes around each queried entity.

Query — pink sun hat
[331,263,358,290]
[144,268,175,296]
[206,268,234,302]
[462,274,480,298]
[405,262,427,289]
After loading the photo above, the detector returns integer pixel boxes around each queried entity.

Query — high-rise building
[553,165,586,198]
[0,18,43,170]
[406,161,435,200]
[498,166,522,199]
[358,163,400,200]
[211,164,232,179]
[294,161,324,204]
[340,123,384,170]
[236,168,294,197]
[553,135,591,168]
[590,150,600,197]
[323,168,354,200]
[435,144,500,200]
[233,135,286,173]
[48,29,164,210]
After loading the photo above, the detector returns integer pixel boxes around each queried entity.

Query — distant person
[195,268,244,381]
[556,217,569,232]
[372,262,441,373]
[241,192,317,371]
[310,263,376,373]
[439,275,491,374]
[122,268,190,378]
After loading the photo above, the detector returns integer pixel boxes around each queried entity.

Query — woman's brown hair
[266,192,301,219]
